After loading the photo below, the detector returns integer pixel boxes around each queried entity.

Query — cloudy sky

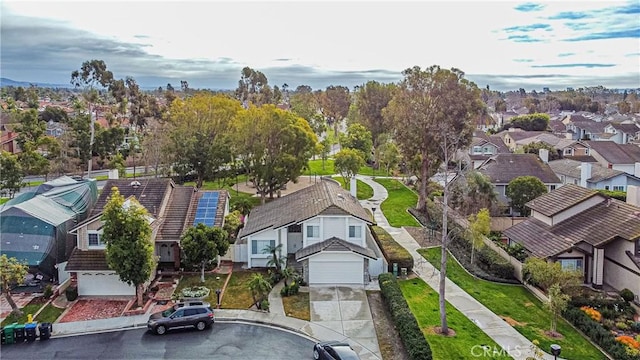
[1,0,639,91]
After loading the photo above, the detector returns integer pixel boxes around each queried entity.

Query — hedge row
[378,273,432,360]
[371,226,413,272]
[563,307,640,360]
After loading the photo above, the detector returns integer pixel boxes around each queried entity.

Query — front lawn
[220,270,268,309]
[0,198,9,205]
[399,278,512,360]
[282,292,310,321]
[1,298,46,326]
[175,274,228,305]
[303,159,336,176]
[334,177,374,200]
[419,247,605,360]
[374,179,420,227]
[36,303,65,324]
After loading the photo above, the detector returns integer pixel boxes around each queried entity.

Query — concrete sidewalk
[356,175,558,360]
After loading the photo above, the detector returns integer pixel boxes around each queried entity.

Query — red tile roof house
[236,179,385,285]
[504,184,640,303]
[65,178,228,296]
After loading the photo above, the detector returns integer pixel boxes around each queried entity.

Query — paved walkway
[356,175,557,360]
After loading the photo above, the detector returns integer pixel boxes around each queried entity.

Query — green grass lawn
[419,247,605,360]
[0,198,9,205]
[374,179,420,227]
[303,159,336,176]
[185,176,262,209]
[334,177,374,200]
[400,278,512,360]
[220,270,268,309]
[175,274,229,305]
[357,165,396,177]
[35,303,65,324]
[0,299,49,327]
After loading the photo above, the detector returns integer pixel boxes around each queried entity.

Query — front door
[159,244,172,262]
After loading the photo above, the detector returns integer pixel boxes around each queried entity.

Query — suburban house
[65,178,229,296]
[603,123,640,145]
[476,153,562,213]
[503,184,640,302]
[497,129,546,152]
[585,141,640,176]
[567,119,608,141]
[465,131,510,169]
[549,158,640,191]
[236,179,385,285]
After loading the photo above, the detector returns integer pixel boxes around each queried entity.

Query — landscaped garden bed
[374,179,420,227]
[419,247,606,360]
[174,274,228,305]
[371,226,413,272]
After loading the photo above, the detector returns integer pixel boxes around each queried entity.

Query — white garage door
[309,253,364,284]
[77,272,136,296]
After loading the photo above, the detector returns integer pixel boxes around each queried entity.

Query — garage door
[77,272,136,296]
[309,253,364,284]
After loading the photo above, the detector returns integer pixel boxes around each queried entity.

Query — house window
[252,239,275,255]
[88,231,104,248]
[550,185,556,191]
[563,148,572,156]
[605,186,610,190]
[288,224,302,233]
[348,225,362,239]
[472,146,482,154]
[613,186,624,191]
[558,258,583,272]
[307,225,319,238]
[636,239,640,256]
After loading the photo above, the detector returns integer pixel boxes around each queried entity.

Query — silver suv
[147,304,214,335]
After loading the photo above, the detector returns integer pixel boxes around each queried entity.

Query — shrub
[620,289,635,303]
[43,284,53,299]
[378,273,432,360]
[280,282,300,297]
[259,299,270,311]
[580,306,602,322]
[65,286,78,301]
[617,322,630,331]
[616,335,640,350]
[181,286,210,299]
[372,226,413,273]
[563,307,640,360]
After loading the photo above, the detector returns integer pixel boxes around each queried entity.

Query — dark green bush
[65,286,78,301]
[280,283,300,297]
[372,226,413,273]
[620,288,635,302]
[379,273,432,360]
[43,284,53,299]
[563,307,640,360]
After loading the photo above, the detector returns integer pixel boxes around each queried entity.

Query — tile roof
[505,189,640,258]
[526,184,599,216]
[238,179,372,238]
[65,248,110,271]
[92,178,172,218]
[503,218,574,258]
[586,141,640,164]
[504,130,546,141]
[477,153,561,184]
[572,120,607,134]
[565,155,598,163]
[294,237,377,261]
[548,159,627,183]
[549,120,567,133]
[610,123,640,134]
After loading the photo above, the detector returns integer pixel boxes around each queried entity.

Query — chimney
[627,185,640,207]
[538,148,549,164]
[350,177,357,198]
[580,162,591,188]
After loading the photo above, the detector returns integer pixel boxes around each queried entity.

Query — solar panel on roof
[193,192,221,227]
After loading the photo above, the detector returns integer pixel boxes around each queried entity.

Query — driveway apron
[310,286,381,360]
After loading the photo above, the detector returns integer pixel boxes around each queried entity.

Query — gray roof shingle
[238,179,371,238]
[477,153,561,184]
[526,184,598,216]
[586,141,640,164]
[294,237,377,260]
[548,159,627,183]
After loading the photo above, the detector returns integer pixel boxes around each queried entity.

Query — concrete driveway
[310,286,381,360]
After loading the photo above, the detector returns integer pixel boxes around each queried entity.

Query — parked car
[147,304,214,335]
[313,341,360,360]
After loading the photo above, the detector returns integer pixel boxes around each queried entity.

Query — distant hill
[0,78,73,89]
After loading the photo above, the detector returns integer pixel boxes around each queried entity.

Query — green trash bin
[13,324,25,343]
[3,323,16,345]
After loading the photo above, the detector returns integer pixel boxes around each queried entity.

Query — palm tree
[247,273,272,309]
[281,266,299,287]
[262,243,286,277]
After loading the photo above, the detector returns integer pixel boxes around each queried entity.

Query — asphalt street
[1,323,316,360]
